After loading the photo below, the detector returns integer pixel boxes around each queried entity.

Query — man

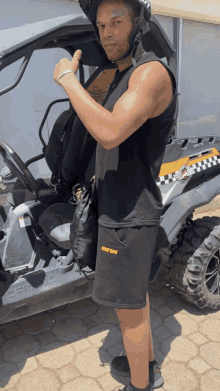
[54,1,177,390]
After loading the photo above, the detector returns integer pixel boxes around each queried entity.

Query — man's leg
[147,304,155,362]
[115,294,152,390]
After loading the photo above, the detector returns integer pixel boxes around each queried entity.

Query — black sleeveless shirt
[95,51,177,228]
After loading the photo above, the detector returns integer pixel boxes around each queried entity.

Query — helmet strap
[131,27,144,66]
[112,5,150,68]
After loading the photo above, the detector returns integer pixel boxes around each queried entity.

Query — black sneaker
[119,380,153,391]
[111,356,164,389]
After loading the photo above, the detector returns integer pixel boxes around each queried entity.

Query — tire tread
[168,216,220,310]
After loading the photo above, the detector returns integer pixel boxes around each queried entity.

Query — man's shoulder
[129,60,172,89]
[127,59,174,119]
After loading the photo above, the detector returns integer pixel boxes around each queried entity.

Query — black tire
[167,216,220,310]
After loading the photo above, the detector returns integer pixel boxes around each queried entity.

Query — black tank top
[95,51,177,228]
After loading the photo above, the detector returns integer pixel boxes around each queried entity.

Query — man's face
[96,1,136,62]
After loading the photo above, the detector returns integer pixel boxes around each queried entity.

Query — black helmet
[79,0,151,64]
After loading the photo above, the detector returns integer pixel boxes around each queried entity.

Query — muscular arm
[60,61,172,150]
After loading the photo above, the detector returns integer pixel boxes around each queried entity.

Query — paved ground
[0,197,220,390]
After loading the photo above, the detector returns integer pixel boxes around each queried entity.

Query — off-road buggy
[0,8,220,325]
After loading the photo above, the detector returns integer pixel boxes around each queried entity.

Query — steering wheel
[0,140,39,194]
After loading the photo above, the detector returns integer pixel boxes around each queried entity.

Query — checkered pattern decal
[156,155,220,186]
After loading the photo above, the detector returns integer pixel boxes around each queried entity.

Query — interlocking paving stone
[150,309,162,330]
[60,377,103,391]
[36,341,75,369]
[149,291,166,309]
[35,330,57,347]
[164,313,198,336]
[82,314,103,329]
[151,334,160,352]
[189,356,211,374]
[208,309,220,320]
[187,309,215,323]
[0,361,21,390]
[0,330,4,346]
[156,350,170,367]
[152,325,173,341]
[163,314,181,335]
[74,347,112,377]
[16,368,60,391]
[157,288,173,298]
[52,317,87,342]
[16,356,38,374]
[3,323,22,339]
[107,343,126,359]
[1,269,219,391]
[154,305,174,317]
[97,305,120,324]
[18,313,55,335]
[166,295,191,313]
[98,371,126,390]
[149,280,164,292]
[58,362,80,383]
[162,362,198,391]
[70,337,92,353]
[1,334,39,363]
[160,336,198,362]
[187,332,209,345]
[66,298,98,318]
[49,307,70,322]
[199,319,220,341]
[201,369,220,391]
[116,323,122,332]
[200,342,220,369]
[0,349,4,362]
[87,323,123,349]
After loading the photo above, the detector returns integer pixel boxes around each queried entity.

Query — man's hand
[54,50,82,85]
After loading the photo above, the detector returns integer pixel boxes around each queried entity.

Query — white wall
[150,0,220,25]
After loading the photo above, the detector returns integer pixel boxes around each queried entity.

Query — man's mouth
[104,43,117,49]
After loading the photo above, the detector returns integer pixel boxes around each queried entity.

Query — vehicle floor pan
[0,262,95,325]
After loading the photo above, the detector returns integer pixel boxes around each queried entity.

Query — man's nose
[103,27,114,39]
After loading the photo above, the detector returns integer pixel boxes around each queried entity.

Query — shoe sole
[111,367,165,389]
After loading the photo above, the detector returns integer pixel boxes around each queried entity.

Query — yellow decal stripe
[159,157,189,177]
[159,148,219,177]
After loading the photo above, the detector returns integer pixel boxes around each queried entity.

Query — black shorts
[92,223,159,309]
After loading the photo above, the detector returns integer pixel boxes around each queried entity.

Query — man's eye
[113,20,121,26]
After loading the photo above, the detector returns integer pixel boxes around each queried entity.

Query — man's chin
[106,54,118,62]
[106,52,124,62]
[103,46,128,62]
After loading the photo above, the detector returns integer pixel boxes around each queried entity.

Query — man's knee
[115,304,149,329]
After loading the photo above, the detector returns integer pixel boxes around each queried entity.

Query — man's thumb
[75,49,82,60]
[72,50,82,73]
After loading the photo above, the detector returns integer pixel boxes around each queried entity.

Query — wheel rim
[205,249,220,295]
